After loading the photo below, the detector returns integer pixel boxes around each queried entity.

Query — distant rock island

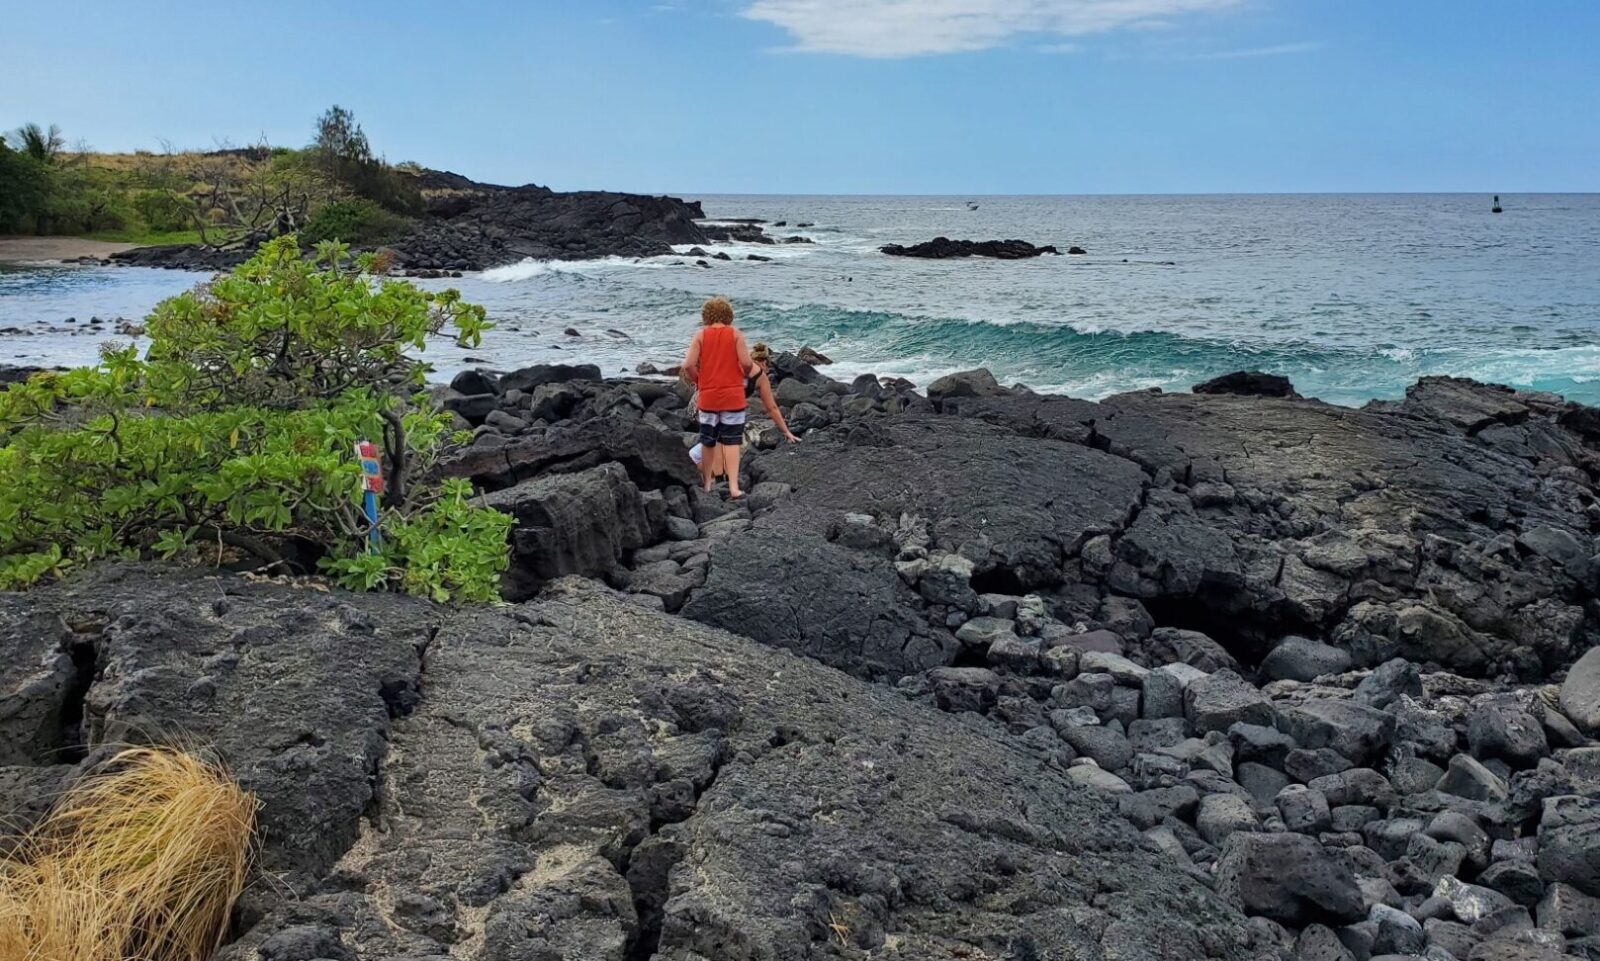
[880,237,1061,259]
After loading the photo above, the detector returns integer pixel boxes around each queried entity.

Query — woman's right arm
[757,372,799,442]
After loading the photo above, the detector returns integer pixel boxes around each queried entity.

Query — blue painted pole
[363,489,380,550]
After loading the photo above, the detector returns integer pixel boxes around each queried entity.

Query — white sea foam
[479,256,675,282]
[669,242,814,260]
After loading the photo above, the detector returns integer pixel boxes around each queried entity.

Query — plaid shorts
[696,409,747,446]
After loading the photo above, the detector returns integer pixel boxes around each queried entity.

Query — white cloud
[1174,40,1320,59]
[741,0,1245,57]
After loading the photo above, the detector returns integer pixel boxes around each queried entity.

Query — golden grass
[0,747,257,961]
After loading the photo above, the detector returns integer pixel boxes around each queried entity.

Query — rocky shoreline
[5,362,1600,960]
[75,173,820,273]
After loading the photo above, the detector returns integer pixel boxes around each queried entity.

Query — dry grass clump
[0,746,256,961]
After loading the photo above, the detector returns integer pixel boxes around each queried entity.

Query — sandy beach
[0,235,138,264]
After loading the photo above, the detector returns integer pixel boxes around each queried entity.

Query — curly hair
[750,342,773,364]
[701,297,734,326]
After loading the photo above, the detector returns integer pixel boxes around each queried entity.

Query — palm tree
[12,123,64,163]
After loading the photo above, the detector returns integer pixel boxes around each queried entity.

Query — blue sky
[2,0,1596,194]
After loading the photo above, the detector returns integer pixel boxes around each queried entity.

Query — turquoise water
[3,193,1599,405]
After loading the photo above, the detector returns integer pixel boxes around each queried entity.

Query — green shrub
[131,189,192,233]
[0,137,49,232]
[0,236,510,602]
[301,198,410,247]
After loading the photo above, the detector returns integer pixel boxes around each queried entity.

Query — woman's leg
[723,442,743,498]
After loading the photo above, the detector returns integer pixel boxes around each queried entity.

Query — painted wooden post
[355,440,384,550]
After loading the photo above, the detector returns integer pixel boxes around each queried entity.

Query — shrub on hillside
[0,136,49,232]
[0,236,510,601]
[301,198,410,247]
[131,189,192,233]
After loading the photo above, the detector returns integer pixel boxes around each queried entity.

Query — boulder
[1467,701,1551,768]
[1260,635,1354,682]
[450,368,499,396]
[438,414,698,490]
[1538,796,1600,896]
[680,528,957,679]
[1285,748,1354,783]
[1352,659,1424,710]
[499,362,604,394]
[1440,754,1512,802]
[1215,832,1366,925]
[955,615,1018,648]
[1537,882,1600,937]
[1146,627,1240,673]
[1197,793,1259,845]
[442,392,499,424]
[1308,768,1395,809]
[1280,699,1396,767]
[1119,785,1202,830]
[1560,647,1600,734]
[1193,371,1298,398]
[1066,762,1133,794]
[1185,670,1275,734]
[1277,784,1332,835]
[1238,762,1292,811]
[1059,724,1134,772]
[926,368,1006,401]
[483,463,662,600]
[924,667,1002,714]
[1295,923,1356,961]
[987,633,1044,674]
[1435,875,1516,924]
[1230,722,1299,769]
[1478,860,1545,908]
[1369,902,1425,956]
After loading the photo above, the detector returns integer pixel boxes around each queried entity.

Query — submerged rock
[1193,370,1299,398]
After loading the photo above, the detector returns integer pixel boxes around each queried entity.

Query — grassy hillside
[0,110,423,248]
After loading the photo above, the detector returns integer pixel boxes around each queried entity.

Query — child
[681,297,754,497]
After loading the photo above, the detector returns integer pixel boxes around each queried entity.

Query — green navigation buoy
[1492,195,1503,213]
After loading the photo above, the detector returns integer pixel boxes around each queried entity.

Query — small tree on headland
[313,106,373,187]
[309,106,421,216]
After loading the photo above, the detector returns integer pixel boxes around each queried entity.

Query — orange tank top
[697,326,746,412]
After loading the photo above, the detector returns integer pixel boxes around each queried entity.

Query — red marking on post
[355,441,385,494]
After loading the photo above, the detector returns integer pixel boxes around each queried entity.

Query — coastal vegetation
[0,746,254,961]
[0,236,511,601]
[0,107,420,249]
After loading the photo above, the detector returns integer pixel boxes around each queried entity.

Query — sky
[2,0,1597,194]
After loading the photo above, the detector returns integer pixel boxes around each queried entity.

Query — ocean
[3,193,1598,406]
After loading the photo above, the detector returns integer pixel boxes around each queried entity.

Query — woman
[683,297,754,497]
[747,342,800,445]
